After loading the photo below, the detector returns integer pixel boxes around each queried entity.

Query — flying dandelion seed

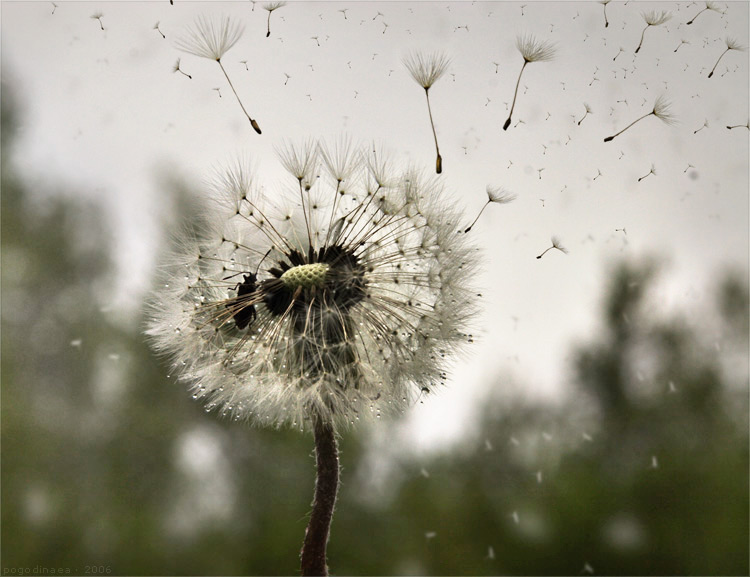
[599,0,612,27]
[464,186,516,233]
[726,120,750,130]
[175,16,262,134]
[172,58,192,79]
[263,2,286,38]
[674,39,689,52]
[154,21,165,39]
[536,236,568,259]
[708,37,746,78]
[604,94,676,142]
[687,1,722,25]
[577,102,593,125]
[694,119,709,134]
[146,141,478,576]
[403,51,451,174]
[91,12,104,30]
[503,34,556,131]
[637,164,656,182]
[634,10,672,54]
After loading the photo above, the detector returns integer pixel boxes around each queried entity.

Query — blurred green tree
[337,259,747,576]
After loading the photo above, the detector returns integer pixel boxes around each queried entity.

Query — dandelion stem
[217,59,262,134]
[635,26,647,53]
[604,111,651,142]
[424,88,442,174]
[687,7,706,24]
[504,60,527,130]
[300,417,339,577]
[708,48,729,78]
[464,201,490,233]
[536,246,553,259]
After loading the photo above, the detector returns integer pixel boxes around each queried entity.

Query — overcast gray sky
[2,0,748,447]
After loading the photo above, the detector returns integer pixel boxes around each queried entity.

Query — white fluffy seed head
[146,141,479,431]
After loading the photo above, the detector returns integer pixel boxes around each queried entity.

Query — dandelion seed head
[276,138,318,185]
[486,186,516,204]
[652,94,678,125]
[725,37,747,51]
[642,10,672,26]
[403,51,451,89]
[263,1,287,12]
[516,34,557,63]
[175,15,244,61]
[146,141,479,430]
[551,235,568,253]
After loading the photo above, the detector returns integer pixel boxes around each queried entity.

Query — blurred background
[2,1,748,575]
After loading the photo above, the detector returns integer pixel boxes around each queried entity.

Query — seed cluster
[147,141,478,429]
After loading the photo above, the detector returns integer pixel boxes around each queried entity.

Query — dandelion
[263,2,286,38]
[90,12,104,31]
[708,37,746,78]
[536,236,568,259]
[577,102,593,125]
[634,10,671,54]
[464,186,516,233]
[175,16,262,134]
[637,164,656,182]
[403,51,451,174]
[674,39,689,52]
[51,2,57,14]
[694,119,708,134]
[154,21,165,39]
[503,34,556,131]
[726,120,750,130]
[599,0,611,28]
[604,94,677,142]
[687,1,722,25]
[146,140,478,576]
[172,58,192,79]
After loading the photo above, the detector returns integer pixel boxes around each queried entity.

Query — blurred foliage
[2,90,748,576]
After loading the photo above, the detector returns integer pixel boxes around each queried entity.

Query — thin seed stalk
[687,7,705,24]
[708,48,729,78]
[424,88,442,174]
[604,111,652,142]
[300,416,340,577]
[635,26,648,53]
[504,60,527,130]
[464,201,490,233]
[217,59,262,134]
